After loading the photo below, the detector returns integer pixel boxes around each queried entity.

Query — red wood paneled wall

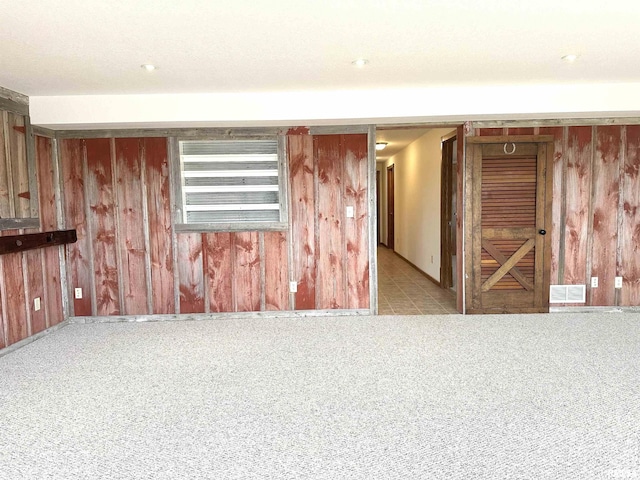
[57,132,370,317]
[0,135,65,349]
[473,125,640,306]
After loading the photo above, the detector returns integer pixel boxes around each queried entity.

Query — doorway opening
[375,126,461,315]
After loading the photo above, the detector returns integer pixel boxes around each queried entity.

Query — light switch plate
[34,297,41,311]
[346,206,354,218]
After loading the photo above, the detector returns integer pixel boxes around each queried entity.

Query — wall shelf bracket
[0,229,77,256]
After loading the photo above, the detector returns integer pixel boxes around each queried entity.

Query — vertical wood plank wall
[2,119,638,349]
[473,124,640,306]
[288,135,316,309]
[0,135,65,349]
[55,132,370,318]
[0,112,32,219]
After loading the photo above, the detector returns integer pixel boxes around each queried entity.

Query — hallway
[377,246,458,315]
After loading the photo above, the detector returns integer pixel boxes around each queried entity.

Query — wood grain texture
[563,127,593,286]
[343,134,369,309]
[7,113,30,218]
[0,112,11,218]
[590,126,622,306]
[36,135,63,326]
[177,233,204,313]
[2,230,27,344]
[470,144,483,310]
[538,127,564,285]
[203,232,233,313]
[507,127,536,136]
[621,125,640,305]
[233,232,261,312]
[85,139,120,315]
[264,231,289,310]
[115,138,148,315]
[463,137,475,312]
[36,136,56,231]
[456,125,465,313]
[31,130,377,327]
[0,230,76,255]
[0,271,5,348]
[60,139,92,316]
[536,142,554,309]
[466,137,551,313]
[478,128,505,136]
[25,249,45,334]
[315,135,345,309]
[43,246,63,325]
[144,138,175,314]
[288,135,316,309]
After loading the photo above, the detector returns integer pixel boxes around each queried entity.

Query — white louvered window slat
[178,139,285,227]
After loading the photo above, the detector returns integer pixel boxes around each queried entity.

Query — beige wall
[378,128,455,281]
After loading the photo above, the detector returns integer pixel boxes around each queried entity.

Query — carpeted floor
[1,313,639,479]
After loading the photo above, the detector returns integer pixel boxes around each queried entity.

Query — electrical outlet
[289,281,298,293]
[591,277,598,288]
[75,288,83,299]
[34,297,41,311]
[615,276,623,289]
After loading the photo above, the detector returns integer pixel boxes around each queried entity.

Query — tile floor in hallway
[377,245,458,315]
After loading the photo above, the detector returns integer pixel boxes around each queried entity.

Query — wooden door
[440,137,455,289]
[465,136,553,314]
[387,165,394,250]
[376,170,380,244]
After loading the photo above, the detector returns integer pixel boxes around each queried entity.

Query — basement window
[175,137,288,232]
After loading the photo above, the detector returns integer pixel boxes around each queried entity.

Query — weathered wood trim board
[0,229,76,255]
[70,309,372,324]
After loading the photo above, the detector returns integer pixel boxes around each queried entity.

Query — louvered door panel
[481,157,537,228]
[466,137,553,314]
[481,155,537,292]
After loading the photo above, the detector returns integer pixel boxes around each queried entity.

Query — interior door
[440,136,455,289]
[376,170,381,244]
[387,165,395,250]
[465,136,553,314]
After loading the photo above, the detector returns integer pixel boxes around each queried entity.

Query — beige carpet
[0,313,639,479]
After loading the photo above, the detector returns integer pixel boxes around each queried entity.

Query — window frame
[171,134,289,233]
[0,95,40,231]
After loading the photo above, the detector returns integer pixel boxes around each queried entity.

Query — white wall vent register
[549,285,586,304]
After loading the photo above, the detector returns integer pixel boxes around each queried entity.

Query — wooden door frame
[463,135,554,313]
[387,164,395,250]
[376,170,381,244]
[440,136,456,290]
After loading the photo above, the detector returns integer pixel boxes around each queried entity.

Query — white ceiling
[2,0,640,98]
[375,127,434,162]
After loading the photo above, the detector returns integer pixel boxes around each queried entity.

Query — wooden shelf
[0,230,77,256]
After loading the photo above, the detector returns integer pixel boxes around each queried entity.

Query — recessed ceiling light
[561,54,578,63]
[375,142,388,151]
[352,59,369,67]
[141,64,158,72]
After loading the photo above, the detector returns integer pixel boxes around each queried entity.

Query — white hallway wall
[379,128,455,282]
